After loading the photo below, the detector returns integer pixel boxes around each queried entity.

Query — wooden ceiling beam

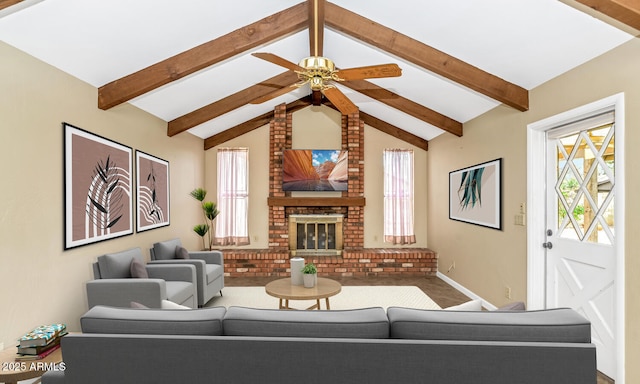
[0,0,24,11]
[205,97,427,150]
[308,0,325,56]
[204,98,312,150]
[98,2,308,110]
[359,111,428,151]
[311,100,429,150]
[341,79,463,136]
[571,0,640,31]
[168,71,300,136]
[325,2,529,112]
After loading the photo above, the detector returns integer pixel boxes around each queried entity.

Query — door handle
[542,242,553,249]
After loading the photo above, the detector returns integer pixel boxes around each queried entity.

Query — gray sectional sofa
[42,305,596,384]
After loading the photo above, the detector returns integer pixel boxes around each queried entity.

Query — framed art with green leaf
[449,158,502,230]
[64,123,133,249]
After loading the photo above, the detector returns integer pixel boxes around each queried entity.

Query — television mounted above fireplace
[282,149,348,192]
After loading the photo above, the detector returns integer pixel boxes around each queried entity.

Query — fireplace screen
[289,214,343,256]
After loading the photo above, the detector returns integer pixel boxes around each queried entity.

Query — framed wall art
[136,150,170,232]
[64,123,133,249]
[449,158,502,230]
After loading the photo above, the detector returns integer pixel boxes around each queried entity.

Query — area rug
[206,286,441,310]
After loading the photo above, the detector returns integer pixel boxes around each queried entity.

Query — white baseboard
[436,272,497,311]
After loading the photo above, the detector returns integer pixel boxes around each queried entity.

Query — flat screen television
[282,149,348,191]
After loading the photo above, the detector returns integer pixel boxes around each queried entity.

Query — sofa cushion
[130,259,149,278]
[97,248,143,279]
[153,239,182,260]
[387,307,591,343]
[130,301,148,309]
[165,281,194,306]
[223,306,389,339]
[206,264,223,284]
[81,305,226,336]
[496,301,526,311]
[161,300,190,310]
[175,246,190,259]
[444,299,482,311]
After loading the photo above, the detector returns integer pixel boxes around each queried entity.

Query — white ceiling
[0,0,633,141]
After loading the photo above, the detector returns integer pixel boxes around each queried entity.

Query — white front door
[545,114,617,379]
[528,94,625,383]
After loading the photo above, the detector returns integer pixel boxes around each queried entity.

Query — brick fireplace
[221,103,436,277]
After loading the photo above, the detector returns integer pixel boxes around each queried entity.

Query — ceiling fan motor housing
[298,56,339,90]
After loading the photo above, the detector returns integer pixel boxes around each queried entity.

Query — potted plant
[190,188,219,251]
[301,263,317,288]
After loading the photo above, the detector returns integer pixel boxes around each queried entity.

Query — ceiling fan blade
[252,52,304,72]
[250,84,298,104]
[322,87,358,115]
[308,0,324,57]
[336,64,402,81]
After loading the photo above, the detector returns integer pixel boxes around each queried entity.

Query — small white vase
[303,273,316,288]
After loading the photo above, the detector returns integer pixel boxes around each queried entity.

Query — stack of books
[15,324,67,361]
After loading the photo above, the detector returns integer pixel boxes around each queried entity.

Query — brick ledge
[220,248,437,278]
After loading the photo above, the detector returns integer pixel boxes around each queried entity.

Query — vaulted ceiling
[0,0,636,150]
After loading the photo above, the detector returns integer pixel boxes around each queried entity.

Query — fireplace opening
[289,214,343,256]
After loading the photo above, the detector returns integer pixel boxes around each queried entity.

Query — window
[214,148,249,246]
[383,149,416,245]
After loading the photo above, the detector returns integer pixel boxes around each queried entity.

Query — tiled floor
[225,275,613,384]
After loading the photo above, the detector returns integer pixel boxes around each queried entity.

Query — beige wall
[427,38,640,381]
[205,105,429,249]
[0,41,205,347]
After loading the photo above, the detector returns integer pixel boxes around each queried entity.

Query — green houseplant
[190,188,219,251]
[301,263,317,288]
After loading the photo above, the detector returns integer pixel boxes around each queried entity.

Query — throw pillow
[444,299,482,311]
[130,259,149,278]
[130,301,149,309]
[161,300,190,310]
[175,245,190,259]
[495,301,526,311]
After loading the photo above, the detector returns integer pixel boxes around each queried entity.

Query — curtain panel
[214,148,250,246]
[383,149,416,245]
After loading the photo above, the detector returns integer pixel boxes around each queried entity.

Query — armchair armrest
[189,250,223,266]
[86,279,166,308]
[148,259,206,279]
[146,264,196,284]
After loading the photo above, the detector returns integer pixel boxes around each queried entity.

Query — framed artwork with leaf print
[449,158,502,230]
[63,123,133,249]
[135,150,170,232]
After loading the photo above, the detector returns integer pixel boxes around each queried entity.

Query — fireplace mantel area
[221,104,436,278]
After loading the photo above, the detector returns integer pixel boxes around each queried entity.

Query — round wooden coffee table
[265,277,342,310]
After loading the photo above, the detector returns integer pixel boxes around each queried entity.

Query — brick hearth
[221,103,437,277]
[223,248,436,277]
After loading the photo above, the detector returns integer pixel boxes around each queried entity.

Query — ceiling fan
[250,0,402,115]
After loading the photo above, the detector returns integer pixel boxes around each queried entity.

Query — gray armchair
[86,247,197,309]
[150,238,224,307]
